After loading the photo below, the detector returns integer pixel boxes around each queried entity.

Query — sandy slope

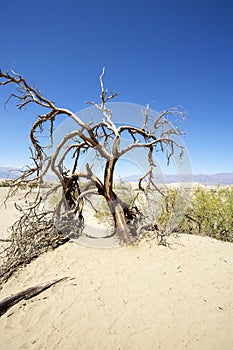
[0,187,233,350]
[0,235,232,350]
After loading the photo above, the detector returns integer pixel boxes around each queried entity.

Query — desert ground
[0,187,233,350]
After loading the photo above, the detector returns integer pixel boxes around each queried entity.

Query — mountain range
[119,172,233,186]
[0,166,233,186]
[0,167,22,180]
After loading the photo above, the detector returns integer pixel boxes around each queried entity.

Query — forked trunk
[104,157,132,244]
[108,199,132,244]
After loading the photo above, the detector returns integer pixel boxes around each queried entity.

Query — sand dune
[0,188,233,349]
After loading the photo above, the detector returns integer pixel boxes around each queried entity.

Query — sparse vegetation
[182,185,233,242]
[159,185,233,242]
[0,180,13,187]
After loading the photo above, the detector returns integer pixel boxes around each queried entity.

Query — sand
[0,187,21,238]
[0,187,233,350]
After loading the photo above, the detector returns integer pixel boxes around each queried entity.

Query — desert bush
[157,187,179,229]
[148,184,233,242]
[182,185,233,242]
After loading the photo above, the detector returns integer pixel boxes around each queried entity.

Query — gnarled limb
[0,68,185,260]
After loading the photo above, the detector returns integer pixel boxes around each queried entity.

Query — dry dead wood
[0,276,69,317]
[0,68,185,248]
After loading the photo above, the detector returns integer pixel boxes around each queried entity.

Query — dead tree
[0,68,184,245]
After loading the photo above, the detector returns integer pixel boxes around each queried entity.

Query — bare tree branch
[0,66,186,272]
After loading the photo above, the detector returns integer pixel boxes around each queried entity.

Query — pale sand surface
[0,187,21,239]
[0,188,233,349]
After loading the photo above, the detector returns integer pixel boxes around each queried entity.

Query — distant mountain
[1,166,233,186]
[0,167,56,181]
[0,167,22,179]
[120,172,233,186]
[190,173,233,186]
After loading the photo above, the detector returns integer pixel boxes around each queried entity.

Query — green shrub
[147,184,233,242]
[178,185,233,242]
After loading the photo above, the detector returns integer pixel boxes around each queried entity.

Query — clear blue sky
[0,0,233,174]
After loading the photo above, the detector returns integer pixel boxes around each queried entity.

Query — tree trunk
[104,157,132,244]
[108,199,132,244]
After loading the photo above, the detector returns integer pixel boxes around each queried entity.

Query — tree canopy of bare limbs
[0,68,185,282]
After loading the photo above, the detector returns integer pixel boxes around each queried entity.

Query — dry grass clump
[0,179,13,187]
[0,211,69,288]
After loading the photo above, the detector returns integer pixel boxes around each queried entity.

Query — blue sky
[0,0,233,174]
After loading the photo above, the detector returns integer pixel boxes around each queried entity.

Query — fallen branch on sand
[0,276,69,317]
